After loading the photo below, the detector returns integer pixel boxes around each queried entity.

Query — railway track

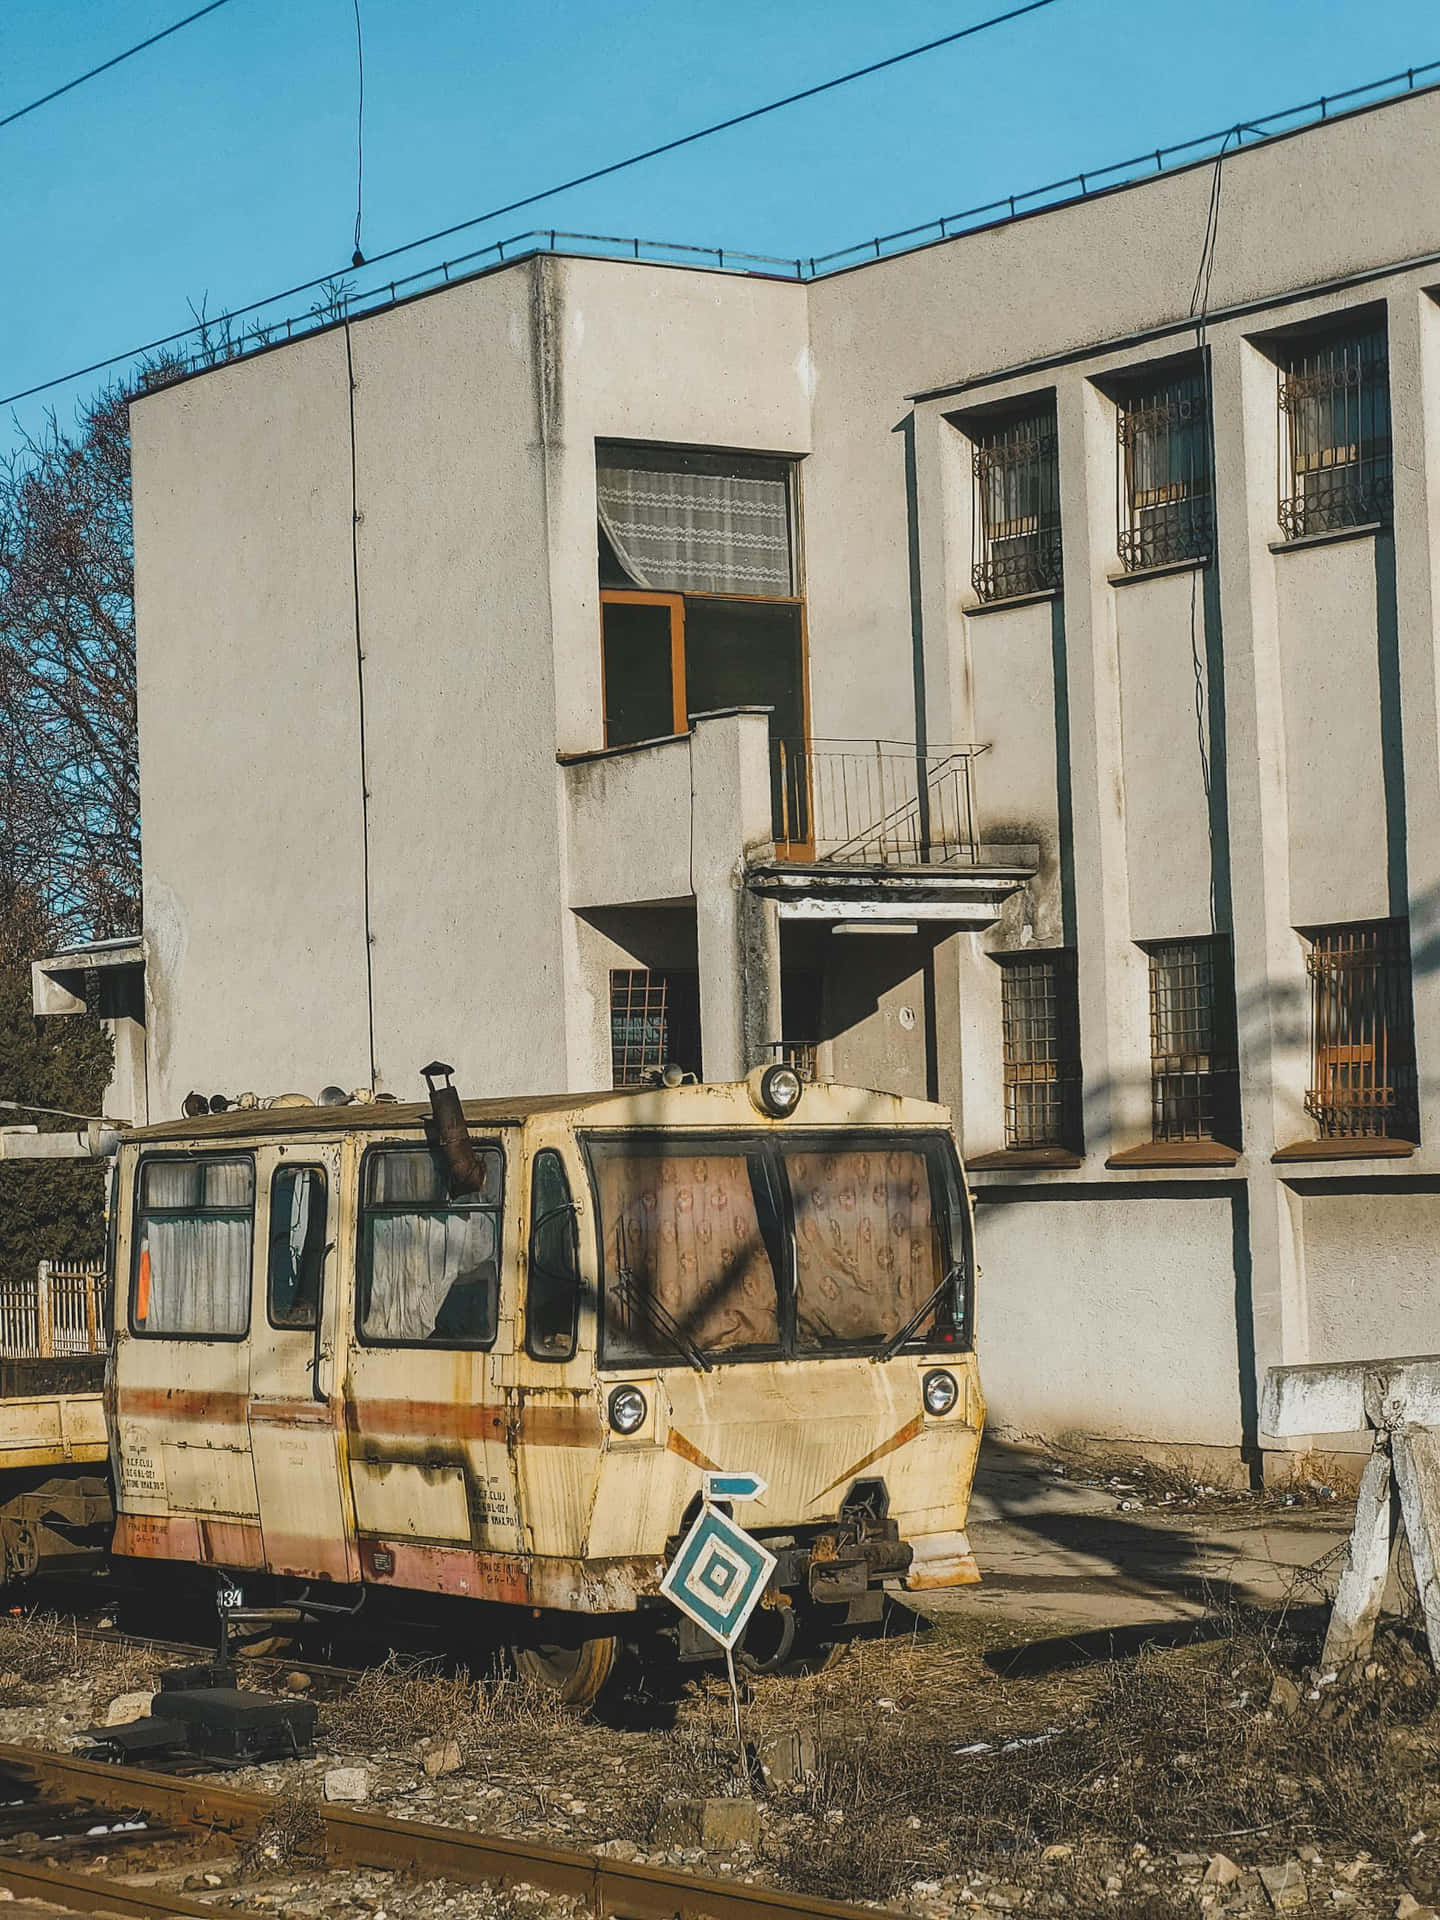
[0,1743,868,1920]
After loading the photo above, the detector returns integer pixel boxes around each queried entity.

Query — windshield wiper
[615,1267,712,1373]
[875,1263,965,1364]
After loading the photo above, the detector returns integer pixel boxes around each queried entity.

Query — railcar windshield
[587,1131,967,1366]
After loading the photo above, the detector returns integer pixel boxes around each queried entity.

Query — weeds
[243,1783,325,1873]
[0,1612,156,1704]
[764,1611,1440,1902]
[320,1653,570,1760]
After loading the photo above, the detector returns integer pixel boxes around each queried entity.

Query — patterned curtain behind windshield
[595,1149,779,1357]
[787,1147,940,1347]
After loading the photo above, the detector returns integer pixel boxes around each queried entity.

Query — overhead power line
[0,0,1063,405]
[0,0,240,132]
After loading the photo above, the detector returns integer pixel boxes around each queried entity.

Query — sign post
[660,1469,773,1769]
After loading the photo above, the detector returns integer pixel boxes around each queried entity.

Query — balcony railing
[772,739,990,866]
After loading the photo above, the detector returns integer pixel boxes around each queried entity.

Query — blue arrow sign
[704,1470,767,1502]
[660,1506,778,1651]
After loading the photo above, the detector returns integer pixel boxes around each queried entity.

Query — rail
[773,739,989,867]
[0,1744,875,1920]
[0,1261,108,1359]
[16,59,1440,413]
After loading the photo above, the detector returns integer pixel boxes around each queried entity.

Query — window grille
[999,951,1081,1151]
[1117,368,1213,572]
[609,969,701,1088]
[1145,938,1238,1143]
[972,408,1063,604]
[1304,921,1417,1140]
[1278,326,1392,541]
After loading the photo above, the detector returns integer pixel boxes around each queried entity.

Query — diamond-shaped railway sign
[660,1505,778,1651]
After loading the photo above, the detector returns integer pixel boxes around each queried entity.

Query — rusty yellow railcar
[107,1068,983,1702]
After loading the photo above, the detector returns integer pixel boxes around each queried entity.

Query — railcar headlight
[922,1369,959,1418]
[751,1063,803,1118]
[608,1385,648,1435]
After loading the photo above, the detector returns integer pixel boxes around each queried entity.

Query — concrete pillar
[1385,288,1440,1144]
[1208,328,1308,1406]
[1054,374,1150,1156]
[689,710,780,1081]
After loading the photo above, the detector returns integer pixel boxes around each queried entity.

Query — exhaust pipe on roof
[422,1060,485,1195]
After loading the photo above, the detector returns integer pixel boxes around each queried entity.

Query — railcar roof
[124,1081,950,1145]
[127,1090,613,1142]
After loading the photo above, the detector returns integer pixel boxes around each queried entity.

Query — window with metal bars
[1277,324,1392,541]
[1117,367,1213,572]
[1144,938,1239,1144]
[608,970,701,1088]
[998,951,1082,1151]
[971,407,1063,604]
[1303,921,1417,1141]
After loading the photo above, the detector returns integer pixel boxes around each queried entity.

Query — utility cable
[0,0,1064,405]
[351,0,366,266]
[0,0,240,131]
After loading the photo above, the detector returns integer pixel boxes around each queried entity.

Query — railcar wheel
[513,1634,620,1709]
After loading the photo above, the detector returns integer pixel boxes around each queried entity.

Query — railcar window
[132,1156,254,1339]
[590,1143,781,1363]
[526,1150,582,1360]
[357,1144,503,1347]
[785,1145,954,1351]
[268,1166,328,1330]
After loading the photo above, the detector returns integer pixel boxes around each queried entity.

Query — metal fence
[0,1262,109,1360]
[773,740,989,866]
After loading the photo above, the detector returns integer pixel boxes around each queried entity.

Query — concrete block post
[689,710,781,1082]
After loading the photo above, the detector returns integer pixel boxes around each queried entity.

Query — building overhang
[746,858,1035,931]
[32,938,145,1017]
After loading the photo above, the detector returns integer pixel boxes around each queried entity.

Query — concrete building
[112,79,1440,1478]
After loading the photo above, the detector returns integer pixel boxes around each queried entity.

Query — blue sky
[2,0,1437,449]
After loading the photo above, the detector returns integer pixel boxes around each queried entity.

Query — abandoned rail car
[107,1069,984,1703]
[0,1266,113,1583]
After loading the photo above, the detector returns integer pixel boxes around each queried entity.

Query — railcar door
[114,1150,261,1567]
[344,1137,524,1587]
[246,1143,359,1583]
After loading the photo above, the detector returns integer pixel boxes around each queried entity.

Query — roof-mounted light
[748,1063,803,1118]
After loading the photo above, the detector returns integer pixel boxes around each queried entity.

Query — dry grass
[243,1782,325,1873]
[761,1606,1440,1903]
[1043,1442,1342,1512]
[320,1653,571,1762]
[0,1612,158,1705]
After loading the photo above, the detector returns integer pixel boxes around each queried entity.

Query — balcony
[772,739,989,867]
[561,711,1034,938]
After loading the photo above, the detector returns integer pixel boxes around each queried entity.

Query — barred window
[1117,368,1213,572]
[998,951,1082,1151]
[1145,939,1239,1144]
[1303,921,1417,1141]
[1278,325,1392,541]
[971,407,1063,604]
[609,969,701,1088]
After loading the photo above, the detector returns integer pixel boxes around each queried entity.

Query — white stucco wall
[975,1191,1245,1446]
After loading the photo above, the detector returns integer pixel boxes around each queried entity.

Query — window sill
[964,587,1062,618]
[1268,520,1385,555]
[1106,1141,1239,1169]
[1107,555,1211,588]
[967,1147,1083,1170]
[1273,1136,1417,1163]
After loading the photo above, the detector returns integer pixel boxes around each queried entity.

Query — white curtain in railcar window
[135,1159,253,1336]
